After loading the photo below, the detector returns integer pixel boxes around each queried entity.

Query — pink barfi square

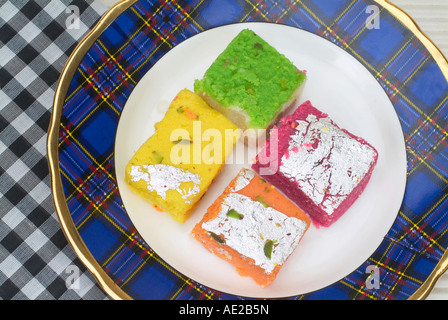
[252,101,378,227]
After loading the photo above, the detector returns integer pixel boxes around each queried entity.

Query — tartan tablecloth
[0,0,109,300]
[1,0,448,300]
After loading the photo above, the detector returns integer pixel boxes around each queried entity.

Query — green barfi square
[194,29,306,132]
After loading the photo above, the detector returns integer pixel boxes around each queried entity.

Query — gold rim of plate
[47,0,448,300]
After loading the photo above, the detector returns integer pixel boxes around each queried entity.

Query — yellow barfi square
[125,89,240,223]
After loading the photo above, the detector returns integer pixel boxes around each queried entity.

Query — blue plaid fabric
[56,0,448,299]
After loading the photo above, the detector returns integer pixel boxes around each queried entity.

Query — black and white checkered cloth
[0,0,110,299]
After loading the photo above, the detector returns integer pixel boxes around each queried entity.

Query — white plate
[114,22,407,298]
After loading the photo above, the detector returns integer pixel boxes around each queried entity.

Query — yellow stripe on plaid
[396,196,448,254]
[406,96,448,142]
[349,7,383,43]
[59,160,119,232]
[371,250,421,285]
[58,136,115,207]
[58,123,115,186]
[100,231,165,290]
[330,0,359,29]
[241,0,270,21]
[64,25,148,103]
[97,40,138,86]
[408,145,448,184]
[77,63,123,116]
[58,98,116,149]
[171,280,216,300]
[130,7,173,49]
[405,96,448,173]
[59,67,123,161]
[173,0,205,32]
[123,1,207,90]
[339,279,379,299]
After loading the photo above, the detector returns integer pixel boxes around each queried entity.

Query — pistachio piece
[152,151,163,164]
[173,138,192,145]
[254,42,263,50]
[280,78,288,89]
[209,231,225,245]
[226,209,244,220]
[264,240,274,260]
[255,195,269,208]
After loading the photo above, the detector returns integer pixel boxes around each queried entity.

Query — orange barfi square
[192,168,310,287]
